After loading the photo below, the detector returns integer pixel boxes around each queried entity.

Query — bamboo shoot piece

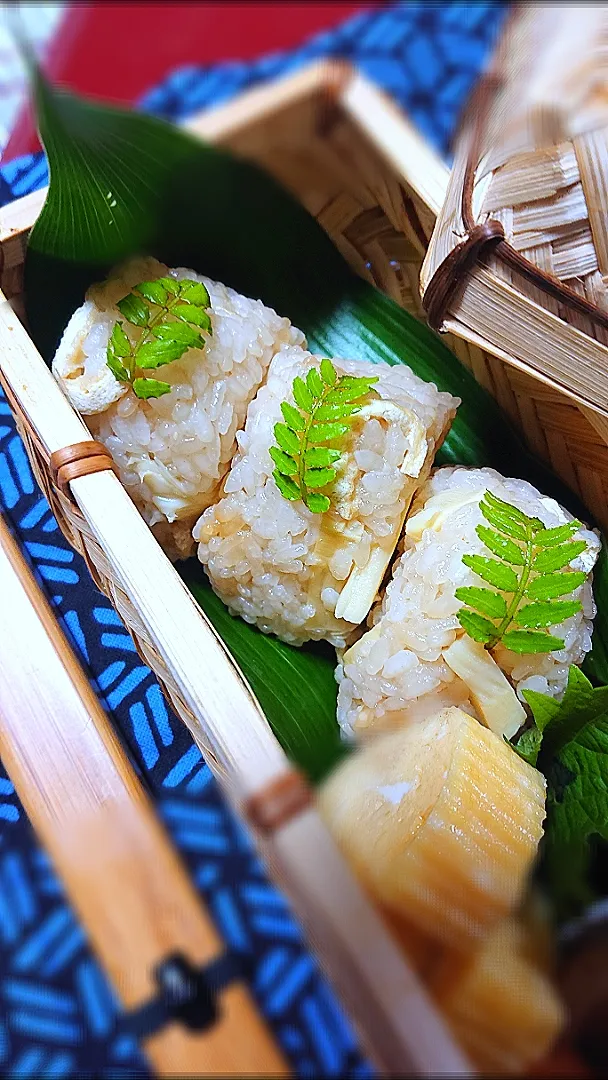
[318,707,546,951]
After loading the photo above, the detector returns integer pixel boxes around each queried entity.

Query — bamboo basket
[421,4,608,533]
[0,55,581,1074]
[0,60,473,1078]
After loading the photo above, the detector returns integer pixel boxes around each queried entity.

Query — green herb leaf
[476,524,526,565]
[457,609,495,644]
[459,493,585,656]
[315,402,361,422]
[137,338,187,369]
[511,726,544,766]
[462,553,519,592]
[304,492,331,513]
[274,422,300,455]
[483,490,543,532]
[270,363,376,512]
[273,471,300,500]
[106,354,129,382]
[304,467,337,490]
[515,600,581,628]
[501,629,565,654]
[103,271,212,391]
[269,446,297,476]
[305,447,341,468]
[511,667,608,918]
[533,541,587,573]
[152,322,203,349]
[525,571,586,600]
[535,521,582,548]
[454,586,507,620]
[177,279,210,306]
[132,377,172,399]
[281,402,306,432]
[136,280,168,305]
[108,321,130,359]
[293,377,313,411]
[308,422,350,444]
[306,367,324,397]
[479,500,528,541]
[320,358,337,386]
[173,302,211,331]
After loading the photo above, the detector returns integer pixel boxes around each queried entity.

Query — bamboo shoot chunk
[319,707,546,951]
[430,918,565,1076]
[444,636,526,739]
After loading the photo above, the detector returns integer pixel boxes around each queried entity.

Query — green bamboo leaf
[182,565,347,783]
[533,541,587,573]
[172,302,211,331]
[306,367,324,397]
[308,422,350,444]
[515,600,581,628]
[132,377,171,399]
[462,554,519,592]
[292,376,313,412]
[526,571,587,600]
[304,467,337,490]
[479,500,528,541]
[320,358,337,386]
[177,279,210,307]
[454,586,506,620]
[136,338,186,368]
[476,524,525,565]
[269,446,297,476]
[535,521,582,548]
[457,609,495,644]
[305,447,341,468]
[135,279,168,305]
[152,322,203,349]
[304,491,331,513]
[274,422,300,455]
[273,471,300,501]
[117,293,150,326]
[502,630,565,654]
[108,321,131,359]
[280,402,305,433]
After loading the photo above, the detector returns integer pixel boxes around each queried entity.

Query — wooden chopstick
[0,512,289,1076]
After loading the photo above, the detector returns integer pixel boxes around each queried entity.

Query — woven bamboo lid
[421,4,608,420]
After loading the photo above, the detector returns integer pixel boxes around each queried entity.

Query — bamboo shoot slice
[319,707,546,950]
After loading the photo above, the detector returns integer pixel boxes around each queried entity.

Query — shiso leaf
[512,666,608,917]
[22,67,608,806]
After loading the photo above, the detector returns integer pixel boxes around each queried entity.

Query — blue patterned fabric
[0,3,508,1075]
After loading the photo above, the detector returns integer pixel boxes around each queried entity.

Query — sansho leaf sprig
[456,490,586,655]
[270,359,378,513]
[107,276,212,400]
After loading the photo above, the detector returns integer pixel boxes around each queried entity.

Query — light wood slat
[0,513,288,1077]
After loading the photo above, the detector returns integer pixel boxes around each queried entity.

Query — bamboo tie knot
[245,770,313,834]
[423,218,506,331]
[50,440,118,501]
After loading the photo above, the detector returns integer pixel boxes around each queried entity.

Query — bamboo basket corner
[0,63,475,1077]
[421,4,608,532]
